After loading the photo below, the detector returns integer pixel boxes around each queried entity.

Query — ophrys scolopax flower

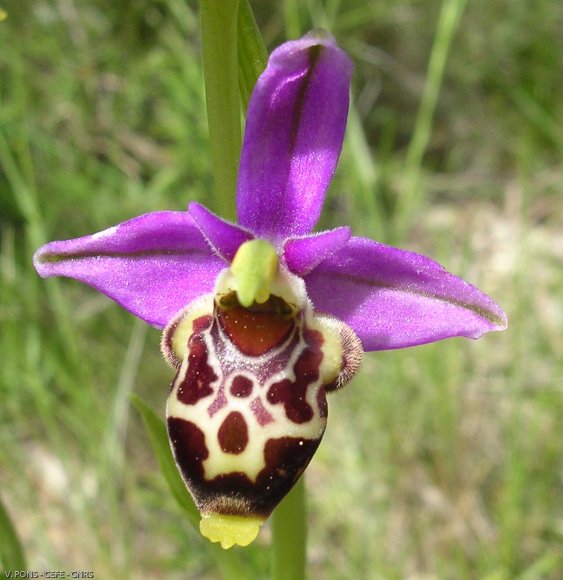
[34,33,507,549]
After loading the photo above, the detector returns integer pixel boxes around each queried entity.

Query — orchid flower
[33,33,507,549]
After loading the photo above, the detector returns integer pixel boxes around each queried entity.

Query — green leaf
[0,494,26,571]
[129,394,199,526]
[237,0,268,111]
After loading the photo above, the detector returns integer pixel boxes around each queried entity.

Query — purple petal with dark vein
[283,226,351,275]
[33,211,224,328]
[237,32,353,240]
[188,202,253,262]
[304,237,508,351]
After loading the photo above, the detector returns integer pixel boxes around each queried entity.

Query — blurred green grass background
[1,0,562,577]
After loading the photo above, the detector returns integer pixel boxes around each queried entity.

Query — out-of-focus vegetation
[1,0,561,577]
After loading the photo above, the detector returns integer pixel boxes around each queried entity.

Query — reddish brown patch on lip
[230,375,253,398]
[176,331,217,405]
[267,377,312,423]
[202,435,322,518]
[218,411,249,455]
[267,328,324,423]
[217,294,294,356]
[170,414,323,518]
[263,436,318,487]
[192,314,213,334]
[168,417,208,481]
[163,313,212,368]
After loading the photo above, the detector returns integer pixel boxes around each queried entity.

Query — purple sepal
[304,237,508,351]
[188,202,254,262]
[236,32,353,240]
[33,211,224,328]
[283,226,351,275]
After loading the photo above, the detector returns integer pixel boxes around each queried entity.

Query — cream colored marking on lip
[161,293,214,365]
[309,314,344,384]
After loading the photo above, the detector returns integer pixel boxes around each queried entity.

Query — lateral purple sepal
[33,211,224,328]
[304,237,508,351]
[188,202,254,262]
[236,32,353,240]
[283,226,351,275]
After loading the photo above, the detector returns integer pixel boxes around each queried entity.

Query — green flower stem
[200,0,241,220]
[271,476,307,580]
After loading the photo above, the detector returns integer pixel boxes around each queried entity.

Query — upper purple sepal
[303,236,508,351]
[236,32,353,240]
[33,211,223,328]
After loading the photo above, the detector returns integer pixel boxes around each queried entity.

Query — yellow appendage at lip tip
[199,513,264,549]
[230,239,279,307]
